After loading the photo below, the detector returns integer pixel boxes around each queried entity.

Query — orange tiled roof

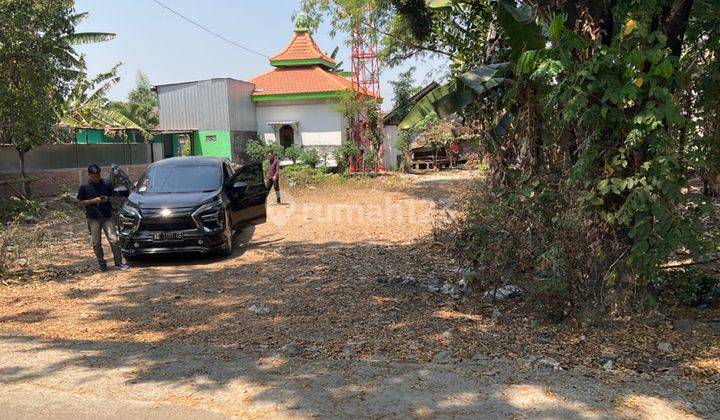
[250,66,380,99]
[270,31,336,66]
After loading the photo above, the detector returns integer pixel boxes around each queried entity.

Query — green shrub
[301,148,320,168]
[0,196,43,224]
[284,145,302,164]
[246,139,267,162]
[268,142,285,160]
[282,164,335,186]
[446,180,624,321]
[363,149,377,169]
[246,138,285,162]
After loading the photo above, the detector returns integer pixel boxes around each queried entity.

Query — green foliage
[267,142,285,160]
[0,196,43,225]
[246,139,268,162]
[389,68,420,122]
[181,139,191,157]
[313,0,718,315]
[62,63,147,137]
[282,164,337,186]
[399,63,508,129]
[110,71,159,133]
[550,14,703,281]
[284,145,302,164]
[246,138,286,163]
[0,0,77,193]
[332,141,360,170]
[301,148,321,168]
[363,149,377,169]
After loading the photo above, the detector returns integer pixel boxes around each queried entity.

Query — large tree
[0,1,115,196]
[307,0,717,316]
[0,0,76,196]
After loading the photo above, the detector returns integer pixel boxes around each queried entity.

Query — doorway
[279,125,294,148]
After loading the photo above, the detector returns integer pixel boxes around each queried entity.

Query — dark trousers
[265,178,280,202]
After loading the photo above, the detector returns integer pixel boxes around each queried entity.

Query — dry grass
[0,171,717,384]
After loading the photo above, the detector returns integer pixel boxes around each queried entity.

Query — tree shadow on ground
[0,234,714,416]
[0,331,710,418]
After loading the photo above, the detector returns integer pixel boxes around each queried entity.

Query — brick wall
[0,164,149,199]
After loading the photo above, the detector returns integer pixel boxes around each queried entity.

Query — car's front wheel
[220,212,233,257]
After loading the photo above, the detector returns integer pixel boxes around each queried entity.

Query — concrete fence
[0,143,163,199]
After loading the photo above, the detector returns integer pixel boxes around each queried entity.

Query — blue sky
[74,0,448,111]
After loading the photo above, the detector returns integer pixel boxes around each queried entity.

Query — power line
[150,0,269,58]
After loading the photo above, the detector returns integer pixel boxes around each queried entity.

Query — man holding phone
[77,164,128,272]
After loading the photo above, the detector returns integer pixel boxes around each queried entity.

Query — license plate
[153,232,184,241]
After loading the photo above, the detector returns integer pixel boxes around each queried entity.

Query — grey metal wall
[157,78,257,132]
[227,79,257,131]
[0,144,160,173]
[157,79,230,131]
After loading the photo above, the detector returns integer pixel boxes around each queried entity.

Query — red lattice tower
[350,11,383,173]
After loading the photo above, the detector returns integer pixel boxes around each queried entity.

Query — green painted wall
[75,129,112,144]
[192,130,232,158]
[76,129,153,144]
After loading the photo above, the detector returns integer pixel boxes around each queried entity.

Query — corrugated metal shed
[156,78,257,132]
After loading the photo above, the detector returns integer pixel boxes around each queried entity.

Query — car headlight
[192,198,225,231]
[119,203,140,232]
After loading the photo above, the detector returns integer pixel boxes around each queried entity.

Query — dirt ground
[0,171,718,418]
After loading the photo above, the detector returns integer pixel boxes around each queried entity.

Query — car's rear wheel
[220,212,233,257]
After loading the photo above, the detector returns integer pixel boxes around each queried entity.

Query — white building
[154,19,382,163]
[249,20,378,155]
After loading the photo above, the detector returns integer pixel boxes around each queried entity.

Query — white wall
[383,124,400,170]
[256,102,344,147]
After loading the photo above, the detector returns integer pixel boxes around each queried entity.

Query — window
[233,163,263,185]
[138,165,222,194]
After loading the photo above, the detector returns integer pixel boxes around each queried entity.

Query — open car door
[226,161,270,229]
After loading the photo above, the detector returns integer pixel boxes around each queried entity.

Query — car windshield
[137,164,221,194]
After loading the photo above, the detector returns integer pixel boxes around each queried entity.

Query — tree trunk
[662,0,694,57]
[517,83,544,174]
[18,149,31,198]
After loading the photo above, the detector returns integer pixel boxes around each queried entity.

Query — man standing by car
[266,150,281,204]
[77,164,129,272]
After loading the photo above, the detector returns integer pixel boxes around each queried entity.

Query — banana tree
[399,0,547,178]
[61,63,147,137]
[61,13,116,71]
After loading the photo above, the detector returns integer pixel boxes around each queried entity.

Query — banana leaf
[399,64,510,129]
[433,83,477,118]
[496,1,544,62]
[498,0,535,22]
[399,82,455,129]
[64,32,116,46]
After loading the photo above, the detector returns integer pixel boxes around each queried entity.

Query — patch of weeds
[657,270,720,306]
[0,196,46,224]
[283,164,345,186]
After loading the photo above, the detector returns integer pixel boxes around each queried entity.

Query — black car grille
[139,217,197,232]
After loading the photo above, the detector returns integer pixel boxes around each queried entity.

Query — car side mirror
[113,186,130,198]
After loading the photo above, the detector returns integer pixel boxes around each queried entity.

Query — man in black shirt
[77,164,128,272]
